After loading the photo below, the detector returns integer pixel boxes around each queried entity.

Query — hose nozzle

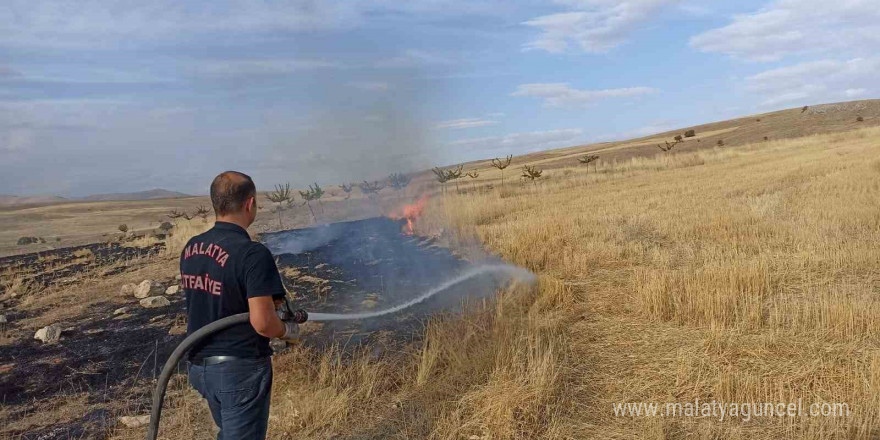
[290,309,308,323]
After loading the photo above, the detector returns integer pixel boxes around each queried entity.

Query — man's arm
[248,296,285,338]
[244,243,298,339]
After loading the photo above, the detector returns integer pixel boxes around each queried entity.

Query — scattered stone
[120,283,137,295]
[118,415,150,428]
[134,280,164,299]
[169,325,187,336]
[113,307,129,316]
[174,274,182,282]
[34,324,62,343]
[165,285,179,295]
[149,315,165,323]
[0,315,7,324]
[140,296,170,308]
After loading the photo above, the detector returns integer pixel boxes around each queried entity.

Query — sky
[1,0,878,197]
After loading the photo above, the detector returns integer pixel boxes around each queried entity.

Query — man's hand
[248,296,286,338]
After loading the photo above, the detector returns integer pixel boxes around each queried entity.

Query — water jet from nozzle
[305,263,534,322]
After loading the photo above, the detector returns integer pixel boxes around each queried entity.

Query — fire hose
[144,263,528,439]
[145,303,308,440]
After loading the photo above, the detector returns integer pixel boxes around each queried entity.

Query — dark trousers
[188,357,273,440]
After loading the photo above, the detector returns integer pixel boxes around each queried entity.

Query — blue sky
[2,0,878,196]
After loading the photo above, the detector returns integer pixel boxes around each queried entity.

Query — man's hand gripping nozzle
[276,297,308,340]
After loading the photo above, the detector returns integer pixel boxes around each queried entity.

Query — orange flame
[388,194,429,235]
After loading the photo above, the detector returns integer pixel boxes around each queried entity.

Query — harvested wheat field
[110,126,878,440]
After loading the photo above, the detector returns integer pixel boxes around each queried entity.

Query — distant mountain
[80,188,192,201]
[0,194,67,206]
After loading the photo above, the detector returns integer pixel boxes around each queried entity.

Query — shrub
[674,134,683,141]
[684,129,695,137]
[764,136,769,141]
[717,139,724,147]
[17,236,40,245]
[118,224,128,233]
[159,222,174,232]
[856,116,864,122]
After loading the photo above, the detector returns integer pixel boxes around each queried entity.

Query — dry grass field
[115,125,880,440]
[3,105,879,439]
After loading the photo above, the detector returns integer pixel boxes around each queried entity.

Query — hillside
[79,188,191,202]
[0,194,67,206]
[452,99,880,174]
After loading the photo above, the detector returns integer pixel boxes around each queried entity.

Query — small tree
[310,183,325,213]
[446,165,464,193]
[674,134,683,141]
[194,205,210,222]
[684,129,695,137]
[491,155,513,189]
[465,170,479,192]
[266,183,292,229]
[578,154,599,171]
[359,180,385,200]
[168,209,193,221]
[431,167,451,194]
[522,165,543,190]
[656,139,681,152]
[340,183,354,199]
[298,183,324,223]
[388,173,412,198]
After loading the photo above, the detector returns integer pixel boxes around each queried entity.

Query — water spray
[145,263,533,440]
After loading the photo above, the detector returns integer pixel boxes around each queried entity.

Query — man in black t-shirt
[181,171,297,440]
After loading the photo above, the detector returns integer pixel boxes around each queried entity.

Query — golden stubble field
[146,126,880,440]
[6,125,879,440]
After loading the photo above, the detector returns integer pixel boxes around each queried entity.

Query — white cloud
[349,81,391,92]
[450,128,584,154]
[845,88,867,98]
[745,57,880,107]
[0,1,363,48]
[512,83,657,107]
[374,50,453,68]
[690,0,880,62]
[434,118,498,129]
[522,0,676,53]
[192,59,341,77]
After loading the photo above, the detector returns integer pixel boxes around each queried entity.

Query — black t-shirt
[180,221,285,360]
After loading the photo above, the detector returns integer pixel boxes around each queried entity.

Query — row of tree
[266,173,415,228]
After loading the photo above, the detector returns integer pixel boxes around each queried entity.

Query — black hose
[145,312,250,440]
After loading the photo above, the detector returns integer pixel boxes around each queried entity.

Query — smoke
[253,72,446,189]
[262,222,346,255]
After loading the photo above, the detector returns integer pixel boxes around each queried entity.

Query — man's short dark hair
[210,171,256,216]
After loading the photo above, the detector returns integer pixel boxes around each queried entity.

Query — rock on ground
[140,296,171,308]
[120,283,137,295]
[118,415,150,428]
[165,285,180,295]
[113,307,128,315]
[34,323,62,343]
[0,315,7,324]
[134,280,165,299]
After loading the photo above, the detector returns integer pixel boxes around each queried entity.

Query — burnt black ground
[264,217,506,347]
[0,242,163,296]
[2,217,514,439]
